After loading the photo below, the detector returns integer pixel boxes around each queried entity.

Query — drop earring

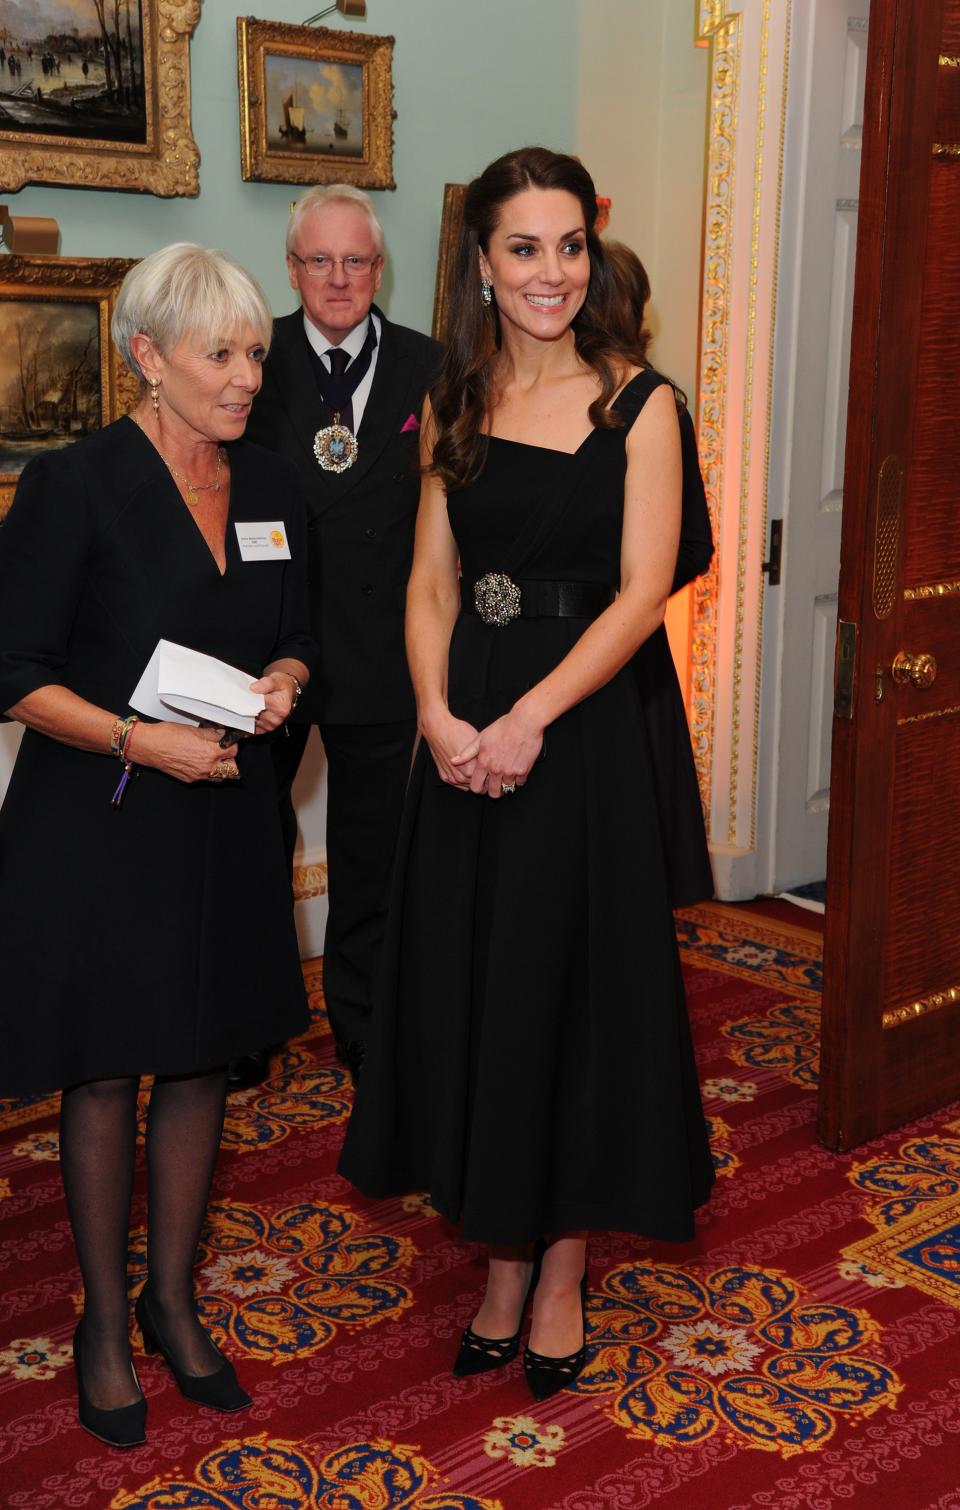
[481,281,492,307]
[150,378,160,415]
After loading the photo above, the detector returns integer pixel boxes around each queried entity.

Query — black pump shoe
[523,1274,589,1401]
[452,1241,544,1378]
[135,1286,251,1412]
[73,1323,147,1449]
[453,1322,524,1377]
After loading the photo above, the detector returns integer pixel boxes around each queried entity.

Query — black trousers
[272,718,417,1047]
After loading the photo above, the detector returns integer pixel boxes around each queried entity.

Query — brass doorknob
[891,650,937,688]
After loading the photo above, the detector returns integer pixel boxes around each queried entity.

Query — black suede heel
[135,1285,250,1412]
[73,1322,147,1448]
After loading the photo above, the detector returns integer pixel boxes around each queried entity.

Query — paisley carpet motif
[109,1435,504,1510]
[722,1001,821,1089]
[575,1262,900,1457]
[842,1136,960,1309]
[703,1114,740,1178]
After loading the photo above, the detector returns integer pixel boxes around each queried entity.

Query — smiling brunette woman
[0,244,315,1448]
[339,148,714,1400]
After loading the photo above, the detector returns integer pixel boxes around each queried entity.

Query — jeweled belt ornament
[314,415,359,473]
[473,571,522,627]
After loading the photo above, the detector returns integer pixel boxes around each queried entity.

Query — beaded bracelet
[109,715,128,758]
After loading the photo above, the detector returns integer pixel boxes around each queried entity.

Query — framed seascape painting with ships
[237,18,394,189]
[0,0,199,196]
[0,255,136,520]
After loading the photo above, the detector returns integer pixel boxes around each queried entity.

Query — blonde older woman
[0,244,314,1447]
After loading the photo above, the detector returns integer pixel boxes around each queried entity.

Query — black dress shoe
[73,1323,147,1448]
[523,1274,589,1401]
[452,1240,544,1377]
[334,1038,366,1085]
[226,1048,271,1091]
[453,1323,523,1376]
[135,1286,251,1413]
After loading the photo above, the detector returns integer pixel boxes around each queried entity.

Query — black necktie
[326,347,353,433]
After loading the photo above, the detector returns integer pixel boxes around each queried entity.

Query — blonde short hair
[285,184,385,257]
[112,243,273,381]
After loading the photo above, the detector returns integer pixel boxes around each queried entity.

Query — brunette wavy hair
[602,239,687,411]
[602,239,653,362]
[429,146,647,492]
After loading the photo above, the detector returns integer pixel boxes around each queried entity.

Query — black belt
[461,573,616,627]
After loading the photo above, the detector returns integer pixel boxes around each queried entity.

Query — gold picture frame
[237,17,395,189]
[432,182,467,344]
[0,0,200,198]
[0,255,138,520]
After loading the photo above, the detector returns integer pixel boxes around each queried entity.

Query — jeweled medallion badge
[314,420,358,473]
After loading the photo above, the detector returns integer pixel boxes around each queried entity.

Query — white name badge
[235,521,292,561]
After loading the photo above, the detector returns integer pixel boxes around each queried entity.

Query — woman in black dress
[339,149,714,1400]
[0,244,314,1446]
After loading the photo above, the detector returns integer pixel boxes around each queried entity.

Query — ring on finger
[501,779,517,794]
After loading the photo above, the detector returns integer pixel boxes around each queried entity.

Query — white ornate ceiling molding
[692,0,792,889]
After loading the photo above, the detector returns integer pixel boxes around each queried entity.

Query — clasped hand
[129,673,295,783]
[249,671,295,735]
[130,723,240,784]
[427,707,543,799]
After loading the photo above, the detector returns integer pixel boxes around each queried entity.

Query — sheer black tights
[144,1067,228,1377]
[59,1067,228,1410]
[59,1076,140,1410]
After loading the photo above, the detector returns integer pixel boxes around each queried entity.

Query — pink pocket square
[400,413,420,433]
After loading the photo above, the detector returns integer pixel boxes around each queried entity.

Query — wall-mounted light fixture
[0,206,60,254]
[304,0,366,23]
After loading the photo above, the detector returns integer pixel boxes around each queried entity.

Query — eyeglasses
[288,251,380,279]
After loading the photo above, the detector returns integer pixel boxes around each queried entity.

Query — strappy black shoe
[135,1285,251,1412]
[73,1323,147,1449]
[452,1241,544,1378]
[523,1274,589,1401]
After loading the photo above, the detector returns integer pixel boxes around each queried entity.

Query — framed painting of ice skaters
[0,0,200,196]
[237,17,394,189]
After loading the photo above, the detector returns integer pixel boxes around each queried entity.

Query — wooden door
[819,0,960,1150]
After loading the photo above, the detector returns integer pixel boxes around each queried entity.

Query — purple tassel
[111,762,133,807]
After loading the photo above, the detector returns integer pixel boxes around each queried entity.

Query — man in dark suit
[244,184,442,1085]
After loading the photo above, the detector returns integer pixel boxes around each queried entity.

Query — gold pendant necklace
[132,415,224,505]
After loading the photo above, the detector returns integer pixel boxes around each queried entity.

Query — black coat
[245,307,443,725]
[0,420,316,1093]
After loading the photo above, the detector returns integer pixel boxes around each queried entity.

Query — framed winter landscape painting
[0,0,200,196]
[237,17,394,189]
[0,255,137,520]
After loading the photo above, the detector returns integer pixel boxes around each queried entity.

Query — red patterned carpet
[3,901,960,1509]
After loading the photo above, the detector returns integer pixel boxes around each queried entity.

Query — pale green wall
[5,0,579,331]
[576,0,707,401]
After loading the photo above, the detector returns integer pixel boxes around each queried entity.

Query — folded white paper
[130,640,265,733]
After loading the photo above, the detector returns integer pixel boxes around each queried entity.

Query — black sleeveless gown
[339,373,714,1244]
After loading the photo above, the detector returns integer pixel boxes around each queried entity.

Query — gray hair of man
[112,242,273,383]
[285,184,386,258]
